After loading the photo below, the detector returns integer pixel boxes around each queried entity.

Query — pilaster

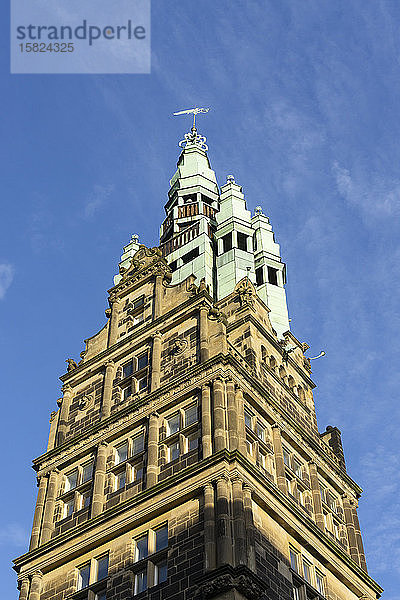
[29,475,48,550]
[91,442,108,518]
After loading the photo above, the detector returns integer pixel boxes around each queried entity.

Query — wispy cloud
[0,523,28,547]
[361,448,400,577]
[0,263,14,299]
[333,161,400,219]
[84,184,115,219]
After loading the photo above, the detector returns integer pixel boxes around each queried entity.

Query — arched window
[269,355,277,369]
[279,365,287,382]
[261,346,267,362]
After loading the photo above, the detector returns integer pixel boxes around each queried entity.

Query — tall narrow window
[237,232,248,251]
[135,534,148,562]
[184,404,198,427]
[267,266,279,286]
[154,559,168,585]
[134,569,147,594]
[222,233,232,253]
[315,571,325,594]
[65,469,78,492]
[77,563,91,590]
[289,548,298,572]
[95,554,109,581]
[303,558,312,583]
[166,414,180,436]
[255,267,264,286]
[115,442,128,465]
[155,525,168,551]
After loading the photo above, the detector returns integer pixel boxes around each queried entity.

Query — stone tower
[13,123,382,600]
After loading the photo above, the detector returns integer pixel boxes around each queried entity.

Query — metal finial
[227,174,235,183]
[131,234,139,243]
[255,206,263,215]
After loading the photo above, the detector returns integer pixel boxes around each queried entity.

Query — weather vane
[173,107,210,151]
[173,107,210,130]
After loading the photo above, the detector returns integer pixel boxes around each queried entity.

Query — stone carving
[170,338,189,355]
[234,278,256,309]
[77,394,93,411]
[66,358,78,372]
[208,306,228,326]
[196,572,265,600]
[118,245,171,284]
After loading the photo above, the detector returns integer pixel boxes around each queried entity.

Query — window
[65,469,78,492]
[293,587,300,600]
[116,471,126,490]
[78,490,92,510]
[137,375,148,391]
[319,483,327,504]
[166,413,180,435]
[168,441,180,462]
[134,569,147,594]
[78,563,91,589]
[258,449,267,470]
[267,266,279,285]
[115,442,128,465]
[286,477,294,496]
[292,458,303,479]
[169,260,177,272]
[123,384,133,401]
[155,525,168,551]
[137,352,149,371]
[222,233,232,253]
[283,447,291,467]
[184,404,198,427]
[132,464,144,482]
[95,555,109,581]
[132,433,145,455]
[64,498,75,518]
[82,461,94,483]
[255,267,264,286]
[253,232,258,251]
[187,433,199,452]
[95,592,106,600]
[256,422,265,441]
[154,559,168,585]
[237,232,248,251]
[244,408,253,429]
[135,534,149,562]
[181,247,199,264]
[123,360,134,379]
[315,571,325,595]
[303,558,312,583]
[289,548,299,572]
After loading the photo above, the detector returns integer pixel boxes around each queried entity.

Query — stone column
[199,305,210,362]
[146,412,159,488]
[226,379,238,451]
[216,476,233,566]
[204,483,216,571]
[308,462,325,531]
[92,442,108,518]
[243,484,256,570]
[57,385,72,446]
[30,475,48,550]
[232,477,246,566]
[343,495,361,565]
[18,576,30,600]
[40,470,59,544]
[151,332,162,391]
[213,378,227,452]
[271,425,288,495]
[47,410,59,451]
[154,274,163,319]
[108,295,121,347]
[201,384,213,458]
[235,386,247,454]
[351,501,367,572]
[28,571,43,600]
[101,360,115,420]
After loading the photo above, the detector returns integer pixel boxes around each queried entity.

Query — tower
[13,119,382,600]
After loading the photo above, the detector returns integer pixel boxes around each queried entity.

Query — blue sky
[1,0,399,597]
